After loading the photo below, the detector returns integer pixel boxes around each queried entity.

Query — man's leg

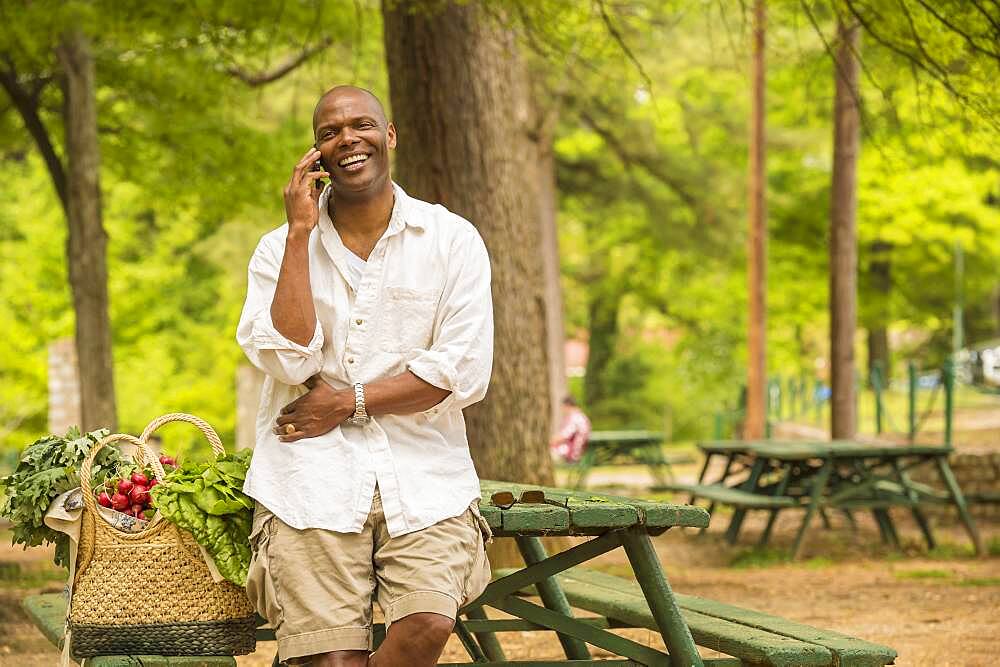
[369,612,455,667]
[289,651,368,667]
[372,501,492,667]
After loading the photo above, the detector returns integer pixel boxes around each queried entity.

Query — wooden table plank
[480,481,709,534]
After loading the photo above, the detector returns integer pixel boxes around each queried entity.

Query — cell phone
[311,145,330,188]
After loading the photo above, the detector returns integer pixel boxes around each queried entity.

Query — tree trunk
[865,241,892,383]
[56,29,117,432]
[745,0,767,439]
[383,0,552,485]
[829,19,861,439]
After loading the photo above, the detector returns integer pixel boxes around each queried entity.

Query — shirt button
[355,319,363,325]
[347,357,355,364]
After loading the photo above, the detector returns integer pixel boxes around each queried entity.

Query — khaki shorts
[245,491,492,661]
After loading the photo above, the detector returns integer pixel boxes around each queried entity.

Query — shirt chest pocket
[379,286,440,353]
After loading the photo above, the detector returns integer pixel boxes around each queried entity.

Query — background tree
[0,0,338,432]
[382,0,553,485]
[745,0,768,439]
[829,16,861,439]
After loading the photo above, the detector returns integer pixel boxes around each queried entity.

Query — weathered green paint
[21,592,65,649]
[665,483,797,509]
[517,536,591,660]
[620,528,704,667]
[479,480,709,535]
[790,458,833,559]
[725,458,768,544]
[758,471,793,547]
[935,456,984,555]
[463,606,507,661]
[546,571,829,667]
[548,569,896,667]
[493,595,672,666]
[453,617,489,662]
[468,532,622,609]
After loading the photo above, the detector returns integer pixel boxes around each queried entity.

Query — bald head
[313,85,388,131]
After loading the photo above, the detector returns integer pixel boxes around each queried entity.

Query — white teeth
[338,154,369,167]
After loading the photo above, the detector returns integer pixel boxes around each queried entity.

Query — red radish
[97,491,112,508]
[148,479,159,489]
[111,493,129,511]
[159,455,176,467]
[131,472,148,486]
[131,503,144,515]
[117,478,133,494]
[129,485,150,505]
[136,510,148,520]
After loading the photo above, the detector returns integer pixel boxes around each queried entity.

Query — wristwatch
[347,382,371,426]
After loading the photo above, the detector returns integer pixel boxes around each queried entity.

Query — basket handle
[140,412,226,459]
[79,433,165,515]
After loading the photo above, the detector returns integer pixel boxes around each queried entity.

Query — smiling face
[312,87,396,200]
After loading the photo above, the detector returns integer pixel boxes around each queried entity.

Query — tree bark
[865,241,892,383]
[745,0,767,439]
[830,19,861,439]
[383,0,552,485]
[56,29,117,432]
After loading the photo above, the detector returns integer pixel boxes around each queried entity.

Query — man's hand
[274,375,354,442]
[283,147,329,235]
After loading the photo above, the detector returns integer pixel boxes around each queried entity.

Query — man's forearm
[363,371,451,416]
[270,229,317,346]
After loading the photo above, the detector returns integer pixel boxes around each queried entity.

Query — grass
[893,568,952,580]
[987,536,1000,557]
[729,547,789,569]
[927,542,978,559]
[958,577,1000,587]
[0,562,64,590]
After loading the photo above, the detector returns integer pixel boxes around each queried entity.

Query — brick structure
[48,338,81,435]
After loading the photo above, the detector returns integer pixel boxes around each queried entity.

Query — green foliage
[0,1,384,454]
[150,448,253,586]
[0,0,997,458]
[0,427,121,568]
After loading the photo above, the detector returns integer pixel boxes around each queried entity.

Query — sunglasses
[490,489,546,509]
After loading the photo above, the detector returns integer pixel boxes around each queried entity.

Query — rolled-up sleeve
[407,225,494,421]
[236,234,324,386]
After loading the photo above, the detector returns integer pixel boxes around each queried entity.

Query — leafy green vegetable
[150,449,253,586]
[0,428,122,568]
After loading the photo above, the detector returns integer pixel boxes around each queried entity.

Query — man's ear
[387,122,397,150]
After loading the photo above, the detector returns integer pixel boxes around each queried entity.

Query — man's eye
[359,122,374,129]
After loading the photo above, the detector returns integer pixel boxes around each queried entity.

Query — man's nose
[338,126,360,147]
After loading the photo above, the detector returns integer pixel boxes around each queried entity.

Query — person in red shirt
[550,396,592,463]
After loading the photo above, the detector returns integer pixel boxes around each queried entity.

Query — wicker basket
[68,413,257,659]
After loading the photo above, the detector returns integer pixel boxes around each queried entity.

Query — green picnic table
[22,478,897,666]
[671,440,983,559]
[564,430,691,488]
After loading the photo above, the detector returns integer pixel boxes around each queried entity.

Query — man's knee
[393,612,455,649]
[299,649,369,666]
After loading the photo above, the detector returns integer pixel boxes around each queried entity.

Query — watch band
[351,383,369,423]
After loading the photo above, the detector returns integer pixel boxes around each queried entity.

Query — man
[236,85,494,667]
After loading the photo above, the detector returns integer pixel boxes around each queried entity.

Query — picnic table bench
[564,430,694,488]
[669,440,983,558]
[22,479,896,666]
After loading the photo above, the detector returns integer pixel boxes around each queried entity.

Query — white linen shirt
[236,182,493,537]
